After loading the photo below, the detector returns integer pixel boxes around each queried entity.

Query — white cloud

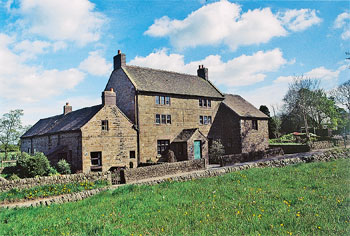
[79,51,112,76]
[145,0,287,50]
[280,9,321,32]
[130,48,287,87]
[0,33,85,102]
[12,0,107,45]
[333,12,350,40]
[305,66,340,81]
[13,39,51,60]
[145,0,321,50]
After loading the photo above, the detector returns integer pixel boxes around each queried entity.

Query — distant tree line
[260,78,350,139]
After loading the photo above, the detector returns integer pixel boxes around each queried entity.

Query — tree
[332,80,350,112]
[0,110,24,160]
[209,139,225,164]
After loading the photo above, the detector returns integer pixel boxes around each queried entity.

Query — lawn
[0,158,349,235]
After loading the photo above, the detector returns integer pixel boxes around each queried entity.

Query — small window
[155,114,160,124]
[48,136,51,145]
[27,148,31,154]
[129,162,134,168]
[160,96,165,105]
[161,114,166,124]
[167,115,171,124]
[208,116,212,124]
[203,99,207,107]
[199,99,202,107]
[130,151,135,159]
[204,116,208,125]
[102,120,109,131]
[157,140,170,155]
[208,100,211,107]
[199,116,204,125]
[252,120,258,130]
[155,96,160,105]
[165,96,170,105]
[91,152,102,167]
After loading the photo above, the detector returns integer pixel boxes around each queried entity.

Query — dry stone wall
[133,148,350,186]
[123,159,206,183]
[0,171,111,193]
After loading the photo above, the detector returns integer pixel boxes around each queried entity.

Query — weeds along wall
[0,172,112,192]
[122,159,207,183]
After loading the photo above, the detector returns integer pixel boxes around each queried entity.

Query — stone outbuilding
[21,90,138,173]
[209,94,269,154]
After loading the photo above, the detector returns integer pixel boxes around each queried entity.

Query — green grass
[0,180,109,203]
[1,159,349,235]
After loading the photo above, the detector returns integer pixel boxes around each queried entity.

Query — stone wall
[81,105,138,173]
[311,141,333,150]
[122,159,207,183]
[133,148,350,186]
[208,103,241,154]
[21,132,83,171]
[105,68,136,123]
[0,171,111,193]
[269,144,310,154]
[219,148,284,167]
[241,119,269,153]
[137,93,222,162]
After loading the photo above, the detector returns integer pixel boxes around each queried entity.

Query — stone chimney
[197,65,208,80]
[113,49,126,70]
[102,88,116,106]
[63,102,72,115]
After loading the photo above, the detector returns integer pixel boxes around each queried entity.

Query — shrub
[56,159,71,174]
[209,139,225,164]
[17,152,51,178]
[48,166,59,176]
[8,174,20,181]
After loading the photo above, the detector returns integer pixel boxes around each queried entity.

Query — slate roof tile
[223,94,268,119]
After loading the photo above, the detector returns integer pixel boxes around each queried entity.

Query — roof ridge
[124,65,200,78]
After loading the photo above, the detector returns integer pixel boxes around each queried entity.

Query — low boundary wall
[122,159,206,183]
[0,171,111,193]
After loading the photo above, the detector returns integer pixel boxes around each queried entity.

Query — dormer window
[102,120,109,131]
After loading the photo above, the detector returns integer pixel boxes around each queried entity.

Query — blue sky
[0,0,349,125]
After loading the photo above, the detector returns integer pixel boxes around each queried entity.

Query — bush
[56,159,71,174]
[8,174,20,181]
[209,139,225,164]
[17,152,51,178]
[48,166,59,176]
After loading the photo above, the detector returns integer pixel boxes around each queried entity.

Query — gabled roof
[22,105,103,138]
[122,65,223,98]
[173,128,207,142]
[223,94,268,119]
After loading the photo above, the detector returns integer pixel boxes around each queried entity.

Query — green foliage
[0,180,109,203]
[17,152,51,178]
[56,159,71,175]
[48,166,59,176]
[0,159,349,235]
[209,139,225,163]
[0,109,24,160]
[8,174,20,181]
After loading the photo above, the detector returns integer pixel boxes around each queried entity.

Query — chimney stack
[102,88,116,106]
[113,49,126,70]
[63,102,72,115]
[197,65,208,80]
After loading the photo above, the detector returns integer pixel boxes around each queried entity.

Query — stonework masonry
[137,93,221,162]
[240,119,269,153]
[81,105,138,173]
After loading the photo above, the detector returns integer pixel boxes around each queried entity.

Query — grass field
[0,159,349,235]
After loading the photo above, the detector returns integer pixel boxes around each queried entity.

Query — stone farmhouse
[21,50,269,173]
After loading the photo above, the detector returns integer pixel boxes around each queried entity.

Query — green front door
[194,141,201,159]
